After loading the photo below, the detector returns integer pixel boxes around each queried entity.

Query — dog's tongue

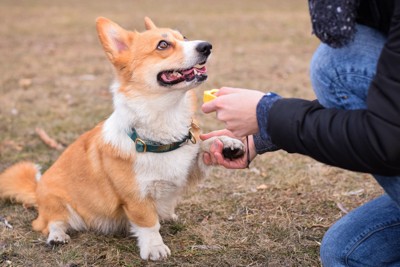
[195,66,207,74]
[181,68,194,75]
[160,66,207,84]
[184,66,207,75]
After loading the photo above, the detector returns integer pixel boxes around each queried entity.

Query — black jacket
[268,0,400,176]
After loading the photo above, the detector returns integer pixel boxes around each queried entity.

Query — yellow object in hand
[203,89,219,103]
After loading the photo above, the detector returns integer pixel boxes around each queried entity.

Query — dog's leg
[189,136,245,193]
[33,211,71,245]
[47,221,71,245]
[31,193,71,245]
[124,199,170,260]
[155,196,179,222]
[147,180,181,221]
[130,221,171,261]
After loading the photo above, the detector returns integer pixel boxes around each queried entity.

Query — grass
[0,0,384,266]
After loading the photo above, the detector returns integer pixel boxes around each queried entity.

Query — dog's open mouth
[157,63,208,86]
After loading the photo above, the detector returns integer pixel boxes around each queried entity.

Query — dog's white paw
[218,136,244,150]
[140,243,171,261]
[170,213,179,221]
[132,222,171,261]
[47,231,70,245]
[47,221,70,245]
[218,136,245,160]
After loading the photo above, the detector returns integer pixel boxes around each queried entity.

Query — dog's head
[96,17,212,93]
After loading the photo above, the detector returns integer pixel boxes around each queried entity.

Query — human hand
[201,87,265,138]
[200,129,257,169]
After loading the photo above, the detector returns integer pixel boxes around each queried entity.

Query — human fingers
[214,151,248,169]
[208,138,248,169]
[216,87,237,96]
[201,97,218,114]
[204,149,248,169]
[202,152,212,166]
[200,129,234,141]
[201,87,242,113]
[207,139,224,165]
[217,87,255,96]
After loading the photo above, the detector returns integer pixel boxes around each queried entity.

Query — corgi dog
[0,17,244,260]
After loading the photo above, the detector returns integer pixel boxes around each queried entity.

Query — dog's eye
[157,40,170,50]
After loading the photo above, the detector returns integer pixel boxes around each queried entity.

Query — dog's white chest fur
[102,85,200,217]
[134,143,199,196]
[133,143,199,220]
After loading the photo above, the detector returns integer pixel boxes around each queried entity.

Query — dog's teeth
[193,69,198,75]
[172,71,182,77]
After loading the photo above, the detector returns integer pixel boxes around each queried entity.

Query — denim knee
[320,222,346,267]
[310,24,386,110]
[320,195,400,267]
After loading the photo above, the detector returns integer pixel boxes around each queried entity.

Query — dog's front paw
[140,243,171,261]
[170,213,179,221]
[47,231,71,245]
[218,136,245,160]
[46,221,71,246]
[133,222,171,261]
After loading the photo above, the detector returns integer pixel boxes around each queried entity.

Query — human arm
[265,5,400,175]
[200,3,400,174]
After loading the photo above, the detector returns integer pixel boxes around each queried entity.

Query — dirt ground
[0,0,384,266]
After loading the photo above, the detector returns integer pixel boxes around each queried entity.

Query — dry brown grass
[0,0,384,266]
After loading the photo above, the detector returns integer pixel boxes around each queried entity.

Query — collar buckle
[188,128,197,144]
[135,138,147,152]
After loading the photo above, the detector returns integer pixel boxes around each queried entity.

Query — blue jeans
[310,24,400,266]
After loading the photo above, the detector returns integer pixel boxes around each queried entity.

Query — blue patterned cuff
[254,92,282,154]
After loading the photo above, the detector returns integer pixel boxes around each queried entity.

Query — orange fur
[0,161,38,207]
[30,124,160,233]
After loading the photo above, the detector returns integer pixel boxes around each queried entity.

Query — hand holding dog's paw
[201,136,248,169]
[202,136,245,160]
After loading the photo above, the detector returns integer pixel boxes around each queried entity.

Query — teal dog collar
[128,125,197,153]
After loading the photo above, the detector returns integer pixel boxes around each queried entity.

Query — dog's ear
[144,17,157,30]
[96,17,134,62]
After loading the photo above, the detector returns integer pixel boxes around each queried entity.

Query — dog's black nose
[196,42,212,57]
